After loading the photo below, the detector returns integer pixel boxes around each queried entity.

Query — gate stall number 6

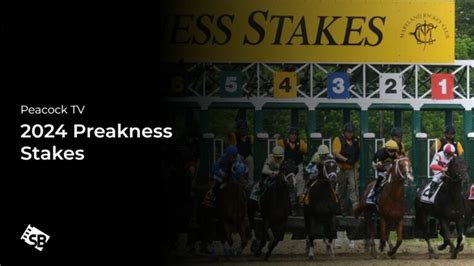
[379,73,403,99]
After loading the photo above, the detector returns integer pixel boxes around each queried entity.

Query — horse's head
[392,156,414,184]
[280,159,298,186]
[446,156,469,183]
[322,158,340,187]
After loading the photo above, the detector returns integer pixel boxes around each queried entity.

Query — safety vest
[285,140,303,165]
[236,136,252,158]
[335,135,360,164]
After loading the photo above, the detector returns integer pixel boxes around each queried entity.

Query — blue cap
[225,145,238,156]
[445,125,456,134]
[344,123,354,133]
[289,127,299,135]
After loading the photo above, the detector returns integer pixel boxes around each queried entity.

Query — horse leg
[265,227,283,261]
[366,212,377,258]
[248,200,260,253]
[379,218,387,252]
[450,221,464,259]
[387,219,403,259]
[254,220,267,257]
[437,226,450,251]
[307,234,315,260]
[237,221,248,257]
[440,219,455,256]
[324,221,335,258]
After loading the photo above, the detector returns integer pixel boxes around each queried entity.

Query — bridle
[388,157,411,183]
[322,158,339,185]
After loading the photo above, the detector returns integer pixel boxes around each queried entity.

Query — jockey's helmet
[443,143,455,157]
[272,145,285,163]
[385,140,399,152]
[317,144,330,155]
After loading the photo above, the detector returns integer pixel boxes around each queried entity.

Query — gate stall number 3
[379,73,403,99]
[327,72,350,99]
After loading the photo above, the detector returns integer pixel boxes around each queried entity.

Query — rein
[388,157,409,183]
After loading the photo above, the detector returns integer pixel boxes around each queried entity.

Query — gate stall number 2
[379,73,403,99]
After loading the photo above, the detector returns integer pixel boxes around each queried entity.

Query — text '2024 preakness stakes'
[19,124,173,161]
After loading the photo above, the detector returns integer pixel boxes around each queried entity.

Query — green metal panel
[464,110,473,181]
[306,109,317,163]
[254,109,265,182]
[198,109,212,186]
[394,110,402,127]
[291,109,299,128]
[445,110,453,126]
[359,110,369,193]
[343,109,351,125]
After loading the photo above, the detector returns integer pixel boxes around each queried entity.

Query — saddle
[419,181,444,204]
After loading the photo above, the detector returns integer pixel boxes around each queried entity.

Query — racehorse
[303,158,340,260]
[415,156,469,259]
[355,156,414,259]
[253,159,296,260]
[216,169,249,257]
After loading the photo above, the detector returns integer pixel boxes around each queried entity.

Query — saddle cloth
[420,181,444,204]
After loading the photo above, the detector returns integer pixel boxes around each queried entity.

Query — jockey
[249,145,284,202]
[366,140,399,204]
[203,145,245,207]
[390,127,407,157]
[427,143,456,198]
[305,144,333,180]
[277,127,308,214]
[302,144,334,205]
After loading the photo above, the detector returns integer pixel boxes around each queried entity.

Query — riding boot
[367,176,383,204]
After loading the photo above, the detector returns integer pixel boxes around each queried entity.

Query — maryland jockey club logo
[410,21,437,49]
[400,13,450,50]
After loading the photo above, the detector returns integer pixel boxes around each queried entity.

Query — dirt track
[171,238,474,265]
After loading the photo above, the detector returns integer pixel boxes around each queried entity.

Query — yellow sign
[160,0,454,63]
[274,72,297,98]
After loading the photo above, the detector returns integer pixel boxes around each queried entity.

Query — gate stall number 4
[380,74,403,99]
[274,71,297,98]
